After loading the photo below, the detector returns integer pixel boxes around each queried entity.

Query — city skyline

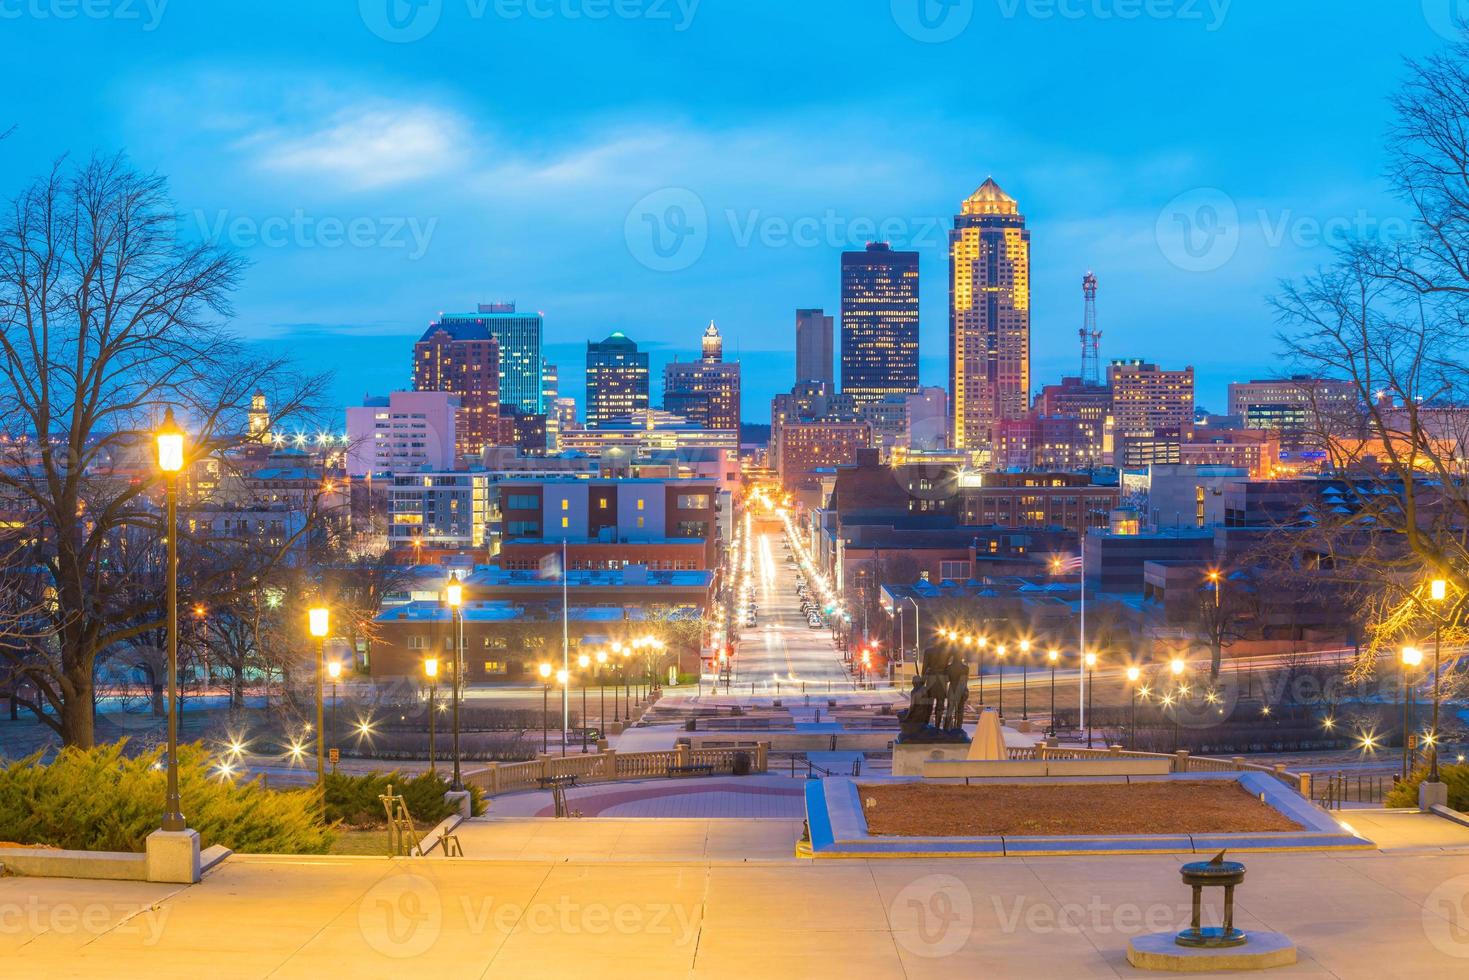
[0,4,1442,423]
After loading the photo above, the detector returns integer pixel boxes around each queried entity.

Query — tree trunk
[230,669,245,710]
[59,688,95,748]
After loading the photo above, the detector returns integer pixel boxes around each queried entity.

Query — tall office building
[585,332,650,427]
[950,178,1031,457]
[795,308,834,386]
[1109,360,1195,433]
[663,321,741,432]
[840,243,919,405]
[413,321,501,458]
[430,303,544,416]
[1226,376,1358,450]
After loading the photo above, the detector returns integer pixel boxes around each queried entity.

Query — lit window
[561,517,570,529]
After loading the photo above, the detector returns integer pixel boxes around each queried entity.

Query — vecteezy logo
[1423,0,1469,41]
[889,874,974,959]
[1423,874,1469,958]
[891,0,975,43]
[624,188,708,272]
[1156,187,1240,273]
[360,0,443,43]
[358,874,442,959]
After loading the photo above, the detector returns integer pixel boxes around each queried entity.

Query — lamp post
[577,654,591,753]
[620,646,632,721]
[445,579,465,792]
[538,662,552,752]
[326,660,341,766]
[596,649,608,739]
[1084,652,1098,747]
[1429,579,1447,782]
[1402,646,1423,780]
[1047,649,1059,736]
[156,409,187,833]
[308,607,329,787]
[1169,657,1186,751]
[996,644,1007,719]
[1019,640,1031,720]
[1126,666,1141,750]
[556,669,570,757]
[424,658,439,775]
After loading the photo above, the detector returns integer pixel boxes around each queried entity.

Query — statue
[897,647,971,743]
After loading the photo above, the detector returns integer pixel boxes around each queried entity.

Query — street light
[1019,640,1031,720]
[424,657,439,774]
[577,653,591,753]
[556,669,570,757]
[538,662,553,752]
[308,606,329,786]
[595,649,608,738]
[326,660,342,766]
[445,578,464,791]
[1402,646,1423,780]
[1429,579,1448,783]
[156,409,187,833]
[1083,652,1098,748]
[1126,666,1141,750]
[1047,649,1060,736]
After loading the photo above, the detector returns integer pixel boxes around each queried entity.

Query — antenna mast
[1080,271,1102,387]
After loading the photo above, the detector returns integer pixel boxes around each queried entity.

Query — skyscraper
[795,308,834,386]
[431,303,544,416]
[663,321,741,432]
[585,332,650,428]
[840,243,919,405]
[950,178,1031,458]
[413,321,501,458]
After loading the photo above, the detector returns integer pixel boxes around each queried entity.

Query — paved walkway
[7,845,1469,977]
[443,817,804,863]
[487,776,806,819]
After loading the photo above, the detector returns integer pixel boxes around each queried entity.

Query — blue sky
[0,1,1451,422]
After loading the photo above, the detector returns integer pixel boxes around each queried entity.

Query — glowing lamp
[156,408,186,473]
[424,657,439,679]
[308,607,329,638]
[326,661,342,681]
[1402,647,1423,668]
[1431,579,1448,602]
[538,662,552,679]
[446,581,463,608]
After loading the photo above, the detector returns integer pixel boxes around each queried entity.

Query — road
[718,520,851,689]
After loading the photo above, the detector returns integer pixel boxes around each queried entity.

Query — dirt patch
[858,781,1303,837]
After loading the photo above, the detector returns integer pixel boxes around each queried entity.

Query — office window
[561,517,570,529]
[636,498,645,511]
[561,498,569,511]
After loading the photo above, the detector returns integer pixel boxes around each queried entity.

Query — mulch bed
[858,781,1303,837]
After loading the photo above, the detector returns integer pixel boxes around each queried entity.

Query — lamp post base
[145,828,200,884]
[1419,780,1449,811]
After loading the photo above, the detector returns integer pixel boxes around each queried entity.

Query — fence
[1317,772,1394,809]
[461,742,770,797]
[1008,744,1312,797]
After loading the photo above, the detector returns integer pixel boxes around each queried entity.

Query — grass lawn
[327,822,442,856]
[858,781,1304,837]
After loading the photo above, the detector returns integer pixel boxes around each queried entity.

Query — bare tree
[0,155,326,746]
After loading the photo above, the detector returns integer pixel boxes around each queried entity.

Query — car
[808,619,824,630]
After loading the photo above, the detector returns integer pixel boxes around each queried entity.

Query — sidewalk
[6,844,1469,977]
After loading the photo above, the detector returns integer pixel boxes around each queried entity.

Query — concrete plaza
[5,807,1469,978]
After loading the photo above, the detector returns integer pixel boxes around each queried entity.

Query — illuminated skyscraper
[663,321,741,432]
[840,243,919,405]
[431,303,544,416]
[950,178,1031,458]
[413,321,501,458]
[585,332,649,428]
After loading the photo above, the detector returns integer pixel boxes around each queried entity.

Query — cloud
[242,103,466,191]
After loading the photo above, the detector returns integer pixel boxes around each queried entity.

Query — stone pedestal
[145,829,200,884]
[1127,931,1296,972]
[1420,780,1449,811]
[444,790,472,818]
[892,741,972,777]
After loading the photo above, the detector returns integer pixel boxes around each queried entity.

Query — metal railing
[461,742,770,797]
[1318,772,1393,810]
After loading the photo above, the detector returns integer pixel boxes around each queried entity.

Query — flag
[538,551,562,580]
[1052,554,1083,574]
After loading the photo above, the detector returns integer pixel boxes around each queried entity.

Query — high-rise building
[346,391,460,477]
[1226,376,1359,450]
[1109,360,1195,433]
[431,303,544,416]
[840,243,919,405]
[950,178,1031,457]
[585,332,649,427]
[413,320,501,458]
[663,321,741,433]
[795,308,834,386]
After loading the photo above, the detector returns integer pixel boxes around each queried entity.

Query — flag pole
[562,537,570,749]
[1079,526,1087,739]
